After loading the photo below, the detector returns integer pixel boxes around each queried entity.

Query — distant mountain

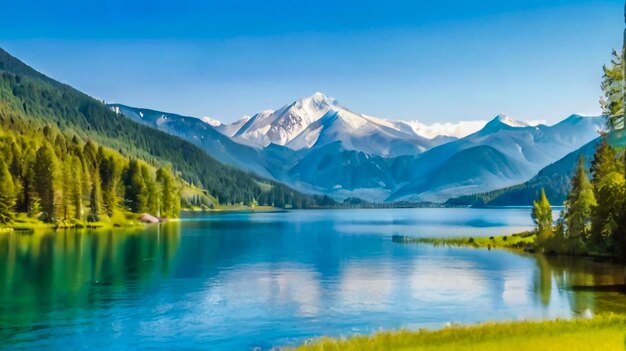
[223,92,442,157]
[389,114,605,202]
[110,94,604,203]
[446,138,599,207]
[447,128,624,207]
[108,104,273,178]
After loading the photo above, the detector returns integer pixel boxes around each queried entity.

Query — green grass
[392,231,536,251]
[293,315,626,351]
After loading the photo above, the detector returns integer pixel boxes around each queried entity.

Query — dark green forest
[0,47,334,228]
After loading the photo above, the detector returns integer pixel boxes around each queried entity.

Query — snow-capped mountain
[286,109,437,157]
[109,93,605,204]
[218,92,474,157]
[228,92,340,147]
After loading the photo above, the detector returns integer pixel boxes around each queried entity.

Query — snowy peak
[494,114,532,127]
[201,116,222,127]
[478,115,535,134]
[228,92,343,147]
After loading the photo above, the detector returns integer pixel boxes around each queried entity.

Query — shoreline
[291,314,626,351]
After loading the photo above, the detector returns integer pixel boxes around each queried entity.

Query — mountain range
[110,93,605,203]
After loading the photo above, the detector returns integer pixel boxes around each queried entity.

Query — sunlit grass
[392,231,536,251]
[293,315,626,351]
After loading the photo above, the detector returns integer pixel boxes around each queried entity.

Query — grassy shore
[293,315,626,351]
[392,231,536,251]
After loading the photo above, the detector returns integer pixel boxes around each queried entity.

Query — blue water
[1,208,624,350]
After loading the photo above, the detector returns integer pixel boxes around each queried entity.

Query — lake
[1,208,625,350]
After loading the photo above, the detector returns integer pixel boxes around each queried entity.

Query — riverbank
[292,315,626,351]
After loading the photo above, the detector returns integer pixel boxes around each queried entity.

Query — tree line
[0,114,181,227]
[531,50,626,262]
[0,52,335,208]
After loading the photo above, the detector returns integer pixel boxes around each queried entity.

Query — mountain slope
[0,47,331,208]
[389,114,604,202]
[446,130,625,207]
[231,92,339,147]
[109,104,272,178]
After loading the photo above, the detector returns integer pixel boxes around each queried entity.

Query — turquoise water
[1,208,625,350]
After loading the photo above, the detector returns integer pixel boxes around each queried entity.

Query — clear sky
[0,0,623,124]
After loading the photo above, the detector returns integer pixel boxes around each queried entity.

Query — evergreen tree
[122,159,148,213]
[600,49,624,130]
[0,158,16,225]
[564,155,596,240]
[60,156,72,220]
[156,167,179,218]
[33,145,57,221]
[590,138,624,250]
[98,148,122,217]
[141,164,159,215]
[71,155,83,219]
[89,168,103,221]
[532,189,553,232]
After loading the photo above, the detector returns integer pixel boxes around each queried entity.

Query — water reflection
[0,210,625,350]
[0,223,180,337]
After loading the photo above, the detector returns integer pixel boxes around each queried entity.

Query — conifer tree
[600,49,624,130]
[532,189,553,245]
[89,168,103,221]
[590,138,624,250]
[0,158,16,225]
[156,167,179,218]
[33,145,57,221]
[564,155,596,240]
[122,159,147,213]
[71,155,83,219]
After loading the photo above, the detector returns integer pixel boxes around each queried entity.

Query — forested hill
[446,138,601,207]
[0,47,333,208]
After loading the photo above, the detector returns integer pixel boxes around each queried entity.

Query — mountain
[388,114,605,202]
[221,92,453,157]
[108,104,273,178]
[111,92,604,203]
[0,47,332,209]
[447,128,624,207]
[231,92,339,147]
[286,109,437,157]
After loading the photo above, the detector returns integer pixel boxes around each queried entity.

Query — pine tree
[122,159,147,213]
[71,155,83,220]
[141,164,159,215]
[590,138,624,251]
[33,145,57,221]
[564,155,596,240]
[532,189,553,246]
[600,49,624,130]
[0,158,16,225]
[156,167,179,218]
[60,156,72,220]
[89,168,103,221]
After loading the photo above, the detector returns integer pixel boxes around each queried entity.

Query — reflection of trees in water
[0,223,180,334]
[533,255,626,314]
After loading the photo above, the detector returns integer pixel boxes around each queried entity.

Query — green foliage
[0,47,334,209]
[563,155,596,240]
[600,49,624,130]
[33,144,57,221]
[156,167,180,218]
[531,189,552,233]
[0,158,15,225]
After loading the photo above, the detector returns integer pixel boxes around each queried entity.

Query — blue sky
[0,0,623,123]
